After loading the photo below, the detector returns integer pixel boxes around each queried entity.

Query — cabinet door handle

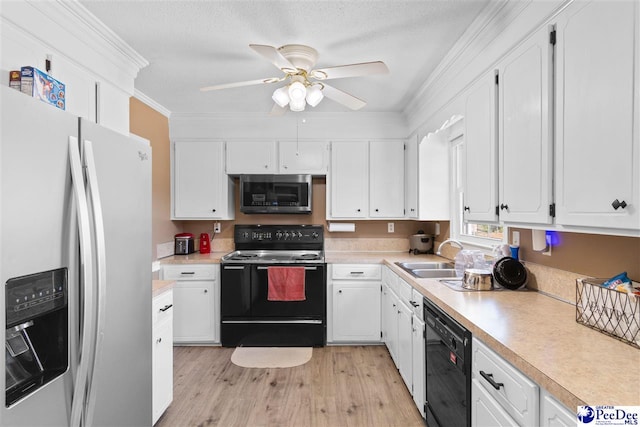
[350,271,364,275]
[612,199,628,210]
[356,208,361,212]
[410,301,419,308]
[500,203,509,211]
[212,208,216,212]
[156,337,162,344]
[180,272,195,275]
[204,289,208,293]
[159,304,173,312]
[479,370,504,390]
[464,206,470,212]
[375,208,379,212]
[338,290,342,294]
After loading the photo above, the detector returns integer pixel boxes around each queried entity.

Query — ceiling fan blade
[249,44,297,73]
[200,77,281,92]
[322,84,367,110]
[200,77,283,92]
[269,103,287,116]
[310,61,389,80]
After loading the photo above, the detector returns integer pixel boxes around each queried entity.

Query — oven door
[250,264,325,318]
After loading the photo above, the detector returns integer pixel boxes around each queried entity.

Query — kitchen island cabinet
[171,140,234,220]
[554,0,639,232]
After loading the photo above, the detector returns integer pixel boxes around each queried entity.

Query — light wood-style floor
[156,345,425,427]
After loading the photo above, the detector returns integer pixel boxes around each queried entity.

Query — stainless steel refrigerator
[1,85,152,426]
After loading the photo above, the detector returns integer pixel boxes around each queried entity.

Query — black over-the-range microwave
[239,174,312,214]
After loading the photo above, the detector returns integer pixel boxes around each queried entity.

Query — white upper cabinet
[464,70,499,223]
[225,140,328,175]
[498,25,554,225]
[329,141,369,218]
[328,140,406,219]
[370,140,405,218]
[554,0,639,232]
[172,140,235,220]
[417,132,450,220]
[225,141,277,174]
[405,136,419,218]
[278,140,328,175]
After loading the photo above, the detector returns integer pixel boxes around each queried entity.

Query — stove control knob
[297,231,303,238]
[284,232,290,239]
[275,231,283,239]
[311,232,319,239]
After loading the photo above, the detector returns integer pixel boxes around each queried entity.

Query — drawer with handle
[152,289,173,325]
[332,264,381,280]
[162,264,217,281]
[472,338,539,426]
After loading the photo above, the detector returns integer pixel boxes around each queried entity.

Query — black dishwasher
[424,297,471,427]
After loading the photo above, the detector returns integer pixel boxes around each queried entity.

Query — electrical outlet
[435,222,441,236]
[387,222,394,233]
[512,231,520,246]
[214,222,221,233]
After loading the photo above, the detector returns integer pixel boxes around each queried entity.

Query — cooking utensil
[462,268,493,290]
[409,230,433,255]
[493,257,527,290]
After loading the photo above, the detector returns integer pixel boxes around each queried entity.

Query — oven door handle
[223,265,246,270]
[256,266,318,270]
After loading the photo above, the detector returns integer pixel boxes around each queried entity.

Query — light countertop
[152,280,174,298]
[158,250,640,409]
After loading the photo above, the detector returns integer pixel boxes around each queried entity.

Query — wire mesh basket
[576,278,640,348]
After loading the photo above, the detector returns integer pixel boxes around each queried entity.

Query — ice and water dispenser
[5,268,68,406]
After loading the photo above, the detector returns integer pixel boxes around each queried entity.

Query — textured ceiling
[80,0,490,115]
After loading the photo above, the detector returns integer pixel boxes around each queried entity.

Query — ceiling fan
[200,44,389,114]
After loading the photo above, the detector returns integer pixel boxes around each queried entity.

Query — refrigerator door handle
[68,137,96,427]
[82,140,107,426]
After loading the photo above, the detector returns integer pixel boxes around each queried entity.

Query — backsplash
[325,238,410,252]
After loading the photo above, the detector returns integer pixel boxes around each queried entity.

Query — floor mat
[230,347,312,368]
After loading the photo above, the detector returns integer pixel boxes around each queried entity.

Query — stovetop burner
[223,224,325,264]
[221,250,324,264]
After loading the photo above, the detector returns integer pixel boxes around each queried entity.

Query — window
[450,134,504,248]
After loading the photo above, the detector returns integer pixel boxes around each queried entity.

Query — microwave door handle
[82,140,107,426]
[68,137,95,427]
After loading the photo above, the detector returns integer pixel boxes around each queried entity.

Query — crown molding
[134,89,172,118]
[53,0,148,71]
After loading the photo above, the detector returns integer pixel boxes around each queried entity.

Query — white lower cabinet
[472,378,518,427]
[162,264,219,344]
[152,290,173,425]
[540,389,575,427]
[382,267,426,419]
[472,337,539,426]
[411,313,425,418]
[328,264,381,343]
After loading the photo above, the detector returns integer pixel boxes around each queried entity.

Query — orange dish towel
[267,266,306,301]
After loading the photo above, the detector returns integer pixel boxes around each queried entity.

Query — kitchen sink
[410,269,458,278]
[395,262,458,279]
[395,261,455,270]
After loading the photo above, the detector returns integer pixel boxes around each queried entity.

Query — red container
[199,233,210,254]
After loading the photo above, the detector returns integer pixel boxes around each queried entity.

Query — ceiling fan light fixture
[272,86,290,107]
[306,84,324,107]
[289,98,306,112]
[288,81,307,102]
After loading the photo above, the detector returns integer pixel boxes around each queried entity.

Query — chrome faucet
[436,239,464,256]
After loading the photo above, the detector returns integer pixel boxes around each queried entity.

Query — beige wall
[180,178,434,240]
[129,98,180,257]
